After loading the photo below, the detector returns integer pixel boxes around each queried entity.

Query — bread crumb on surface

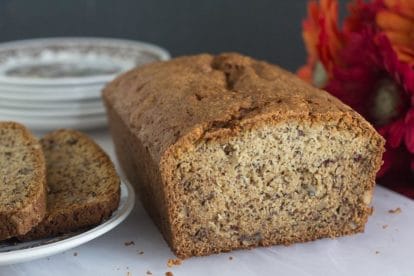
[165,272,173,276]
[375,251,380,254]
[382,224,388,229]
[229,256,233,260]
[73,252,78,257]
[388,207,401,214]
[146,271,152,275]
[124,241,135,246]
[167,258,182,267]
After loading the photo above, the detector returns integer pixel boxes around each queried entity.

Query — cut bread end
[166,118,384,258]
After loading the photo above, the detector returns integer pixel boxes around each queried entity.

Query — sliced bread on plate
[21,129,120,240]
[0,121,47,240]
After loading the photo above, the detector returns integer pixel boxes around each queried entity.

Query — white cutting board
[0,130,412,276]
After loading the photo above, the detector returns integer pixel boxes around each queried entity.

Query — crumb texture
[0,121,46,240]
[103,53,385,258]
[172,121,381,256]
[20,129,120,240]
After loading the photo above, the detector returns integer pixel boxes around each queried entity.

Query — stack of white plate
[0,37,170,131]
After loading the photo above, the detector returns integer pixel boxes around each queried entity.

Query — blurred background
[0,0,349,131]
[0,0,348,72]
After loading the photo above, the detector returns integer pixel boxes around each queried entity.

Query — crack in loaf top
[103,53,373,162]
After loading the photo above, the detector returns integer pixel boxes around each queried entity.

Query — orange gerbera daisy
[376,0,414,65]
[297,0,344,87]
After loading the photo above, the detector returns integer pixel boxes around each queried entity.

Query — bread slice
[20,129,120,240]
[103,53,385,258]
[0,121,46,240]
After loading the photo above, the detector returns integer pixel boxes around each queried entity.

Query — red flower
[298,0,414,185]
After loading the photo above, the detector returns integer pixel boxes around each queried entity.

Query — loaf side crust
[104,102,175,244]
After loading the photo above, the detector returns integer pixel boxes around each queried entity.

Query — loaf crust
[20,129,120,240]
[0,121,47,240]
[103,53,385,258]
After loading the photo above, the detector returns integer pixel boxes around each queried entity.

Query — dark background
[0,0,347,72]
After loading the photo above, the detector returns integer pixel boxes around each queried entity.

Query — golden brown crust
[103,53,385,258]
[0,121,47,240]
[104,53,381,162]
[19,129,120,240]
[173,224,369,259]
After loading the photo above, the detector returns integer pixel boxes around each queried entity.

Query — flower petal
[298,0,343,83]
[381,118,406,148]
[404,109,414,152]
[377,10,414,32]
[384,0,414,20]
[405,126,414,153]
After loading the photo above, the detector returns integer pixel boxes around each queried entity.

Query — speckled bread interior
[20,129,120,240]
[0,121,46,240]
[103,53,385,258]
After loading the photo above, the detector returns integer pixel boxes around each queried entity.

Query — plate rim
[0,106,105,117]
[0,89,101,101]
[0,179,135,265]
[0,115,108,131]
[0,82,105,93]
[0,99,103,110]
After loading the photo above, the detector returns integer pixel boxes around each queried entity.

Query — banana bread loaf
[0,121,46,240]
[103,53,385,258]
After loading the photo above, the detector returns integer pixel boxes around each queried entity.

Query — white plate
[0,179,135,265]
[0,37,170,86]
[0,81,105,92]
[0,113,107,130]
[0,84,104,101]
[0,106,105,117]
[0,98,103,110]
